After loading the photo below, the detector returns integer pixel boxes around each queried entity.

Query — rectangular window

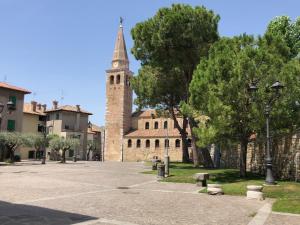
[38,124,44,132]
[56,113,60,120]
[7,120,16,132]
[9,96,17,109]
[39,116,45,121]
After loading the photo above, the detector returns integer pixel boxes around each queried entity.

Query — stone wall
[247,133,300,180]
[218,132,300,180]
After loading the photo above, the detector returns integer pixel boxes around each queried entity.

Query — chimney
[53,101,58,109]
[76,105,81,112]
[37,103,42,111]
[31,101,37,112]
[42,104,47,112]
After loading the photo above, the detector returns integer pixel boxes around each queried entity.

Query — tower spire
[112,18,129,69]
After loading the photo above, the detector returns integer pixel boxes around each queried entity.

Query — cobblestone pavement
[0,161,297,225]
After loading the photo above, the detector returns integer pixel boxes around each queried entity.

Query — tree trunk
[87,149,91,161]
[61,150,66,163]
[9,149,15,162]
[191,133,200,167]
[189,118,214,168]
[239,139,248,177]
[200,147,214,168]
[169,107,190,163]
[181,131,190,163]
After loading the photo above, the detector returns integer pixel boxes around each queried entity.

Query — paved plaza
[0,161,299,225]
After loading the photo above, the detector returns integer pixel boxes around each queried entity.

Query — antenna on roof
[60,90,65,103]
[3,75,7,82]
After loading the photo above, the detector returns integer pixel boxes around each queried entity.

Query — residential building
[18,101,47,160]
[46,101,92,160]
[0,82,31,161]
[0,82,31,132]
[104,22,192,162]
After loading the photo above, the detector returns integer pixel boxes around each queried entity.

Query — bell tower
[104,19,133,161]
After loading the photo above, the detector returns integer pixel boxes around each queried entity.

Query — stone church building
[105,22,191,162]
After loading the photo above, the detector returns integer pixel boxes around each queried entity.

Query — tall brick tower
[104,20,133,161]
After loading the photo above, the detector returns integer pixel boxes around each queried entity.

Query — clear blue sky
[0,0,299,126]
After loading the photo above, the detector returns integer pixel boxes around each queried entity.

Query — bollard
[247,185,264,200]
[207,184,224,195]
[194,173,210,187]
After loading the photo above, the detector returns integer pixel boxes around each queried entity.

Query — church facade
[104,23,191,162]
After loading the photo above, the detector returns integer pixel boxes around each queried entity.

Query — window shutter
[9,96,17,106]
[7,120,16,131]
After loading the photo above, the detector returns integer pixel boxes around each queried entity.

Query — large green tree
[131,4,219,165]
[266,16,300,59]
[190,33,300,177]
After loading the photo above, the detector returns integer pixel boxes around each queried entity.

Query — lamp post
[249,80,284,185]
[41,124,52,165]
[164,121,170,177]
[73,134,81,162]
[41,125,47,164]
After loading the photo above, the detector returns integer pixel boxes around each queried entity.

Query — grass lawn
[143,162,300,214]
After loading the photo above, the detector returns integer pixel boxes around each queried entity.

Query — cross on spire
[120,17,124,27]
[112,17,129,69]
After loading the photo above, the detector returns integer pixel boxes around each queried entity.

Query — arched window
[146,140,150,148]
[145,122,150,130]
[110,75,114,85]
[187,139,192,147]
[128,139,132,148]
[136,139,141,148]
[116,74,120,84]
[154,121,159,129]
[155,139,160,148]
[175,139,181,148]
[165,139,169,148]
[164,121,168,129]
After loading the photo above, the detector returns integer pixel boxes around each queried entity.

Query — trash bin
[157,164,165,178]
[152,162,158,170]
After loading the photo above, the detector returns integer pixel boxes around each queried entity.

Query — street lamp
[249,80,284,185]
[41,124,52,165]
[164,120,170,177]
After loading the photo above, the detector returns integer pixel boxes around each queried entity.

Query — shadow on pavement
[0,200,97,225]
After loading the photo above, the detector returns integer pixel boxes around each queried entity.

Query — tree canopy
[131,4,220,165]
[266,16,300,59]
[189,31,300,176]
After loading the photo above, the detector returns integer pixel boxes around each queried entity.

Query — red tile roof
[0,82,31,94]
[23,103,46,116]
[45,105,92,115]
